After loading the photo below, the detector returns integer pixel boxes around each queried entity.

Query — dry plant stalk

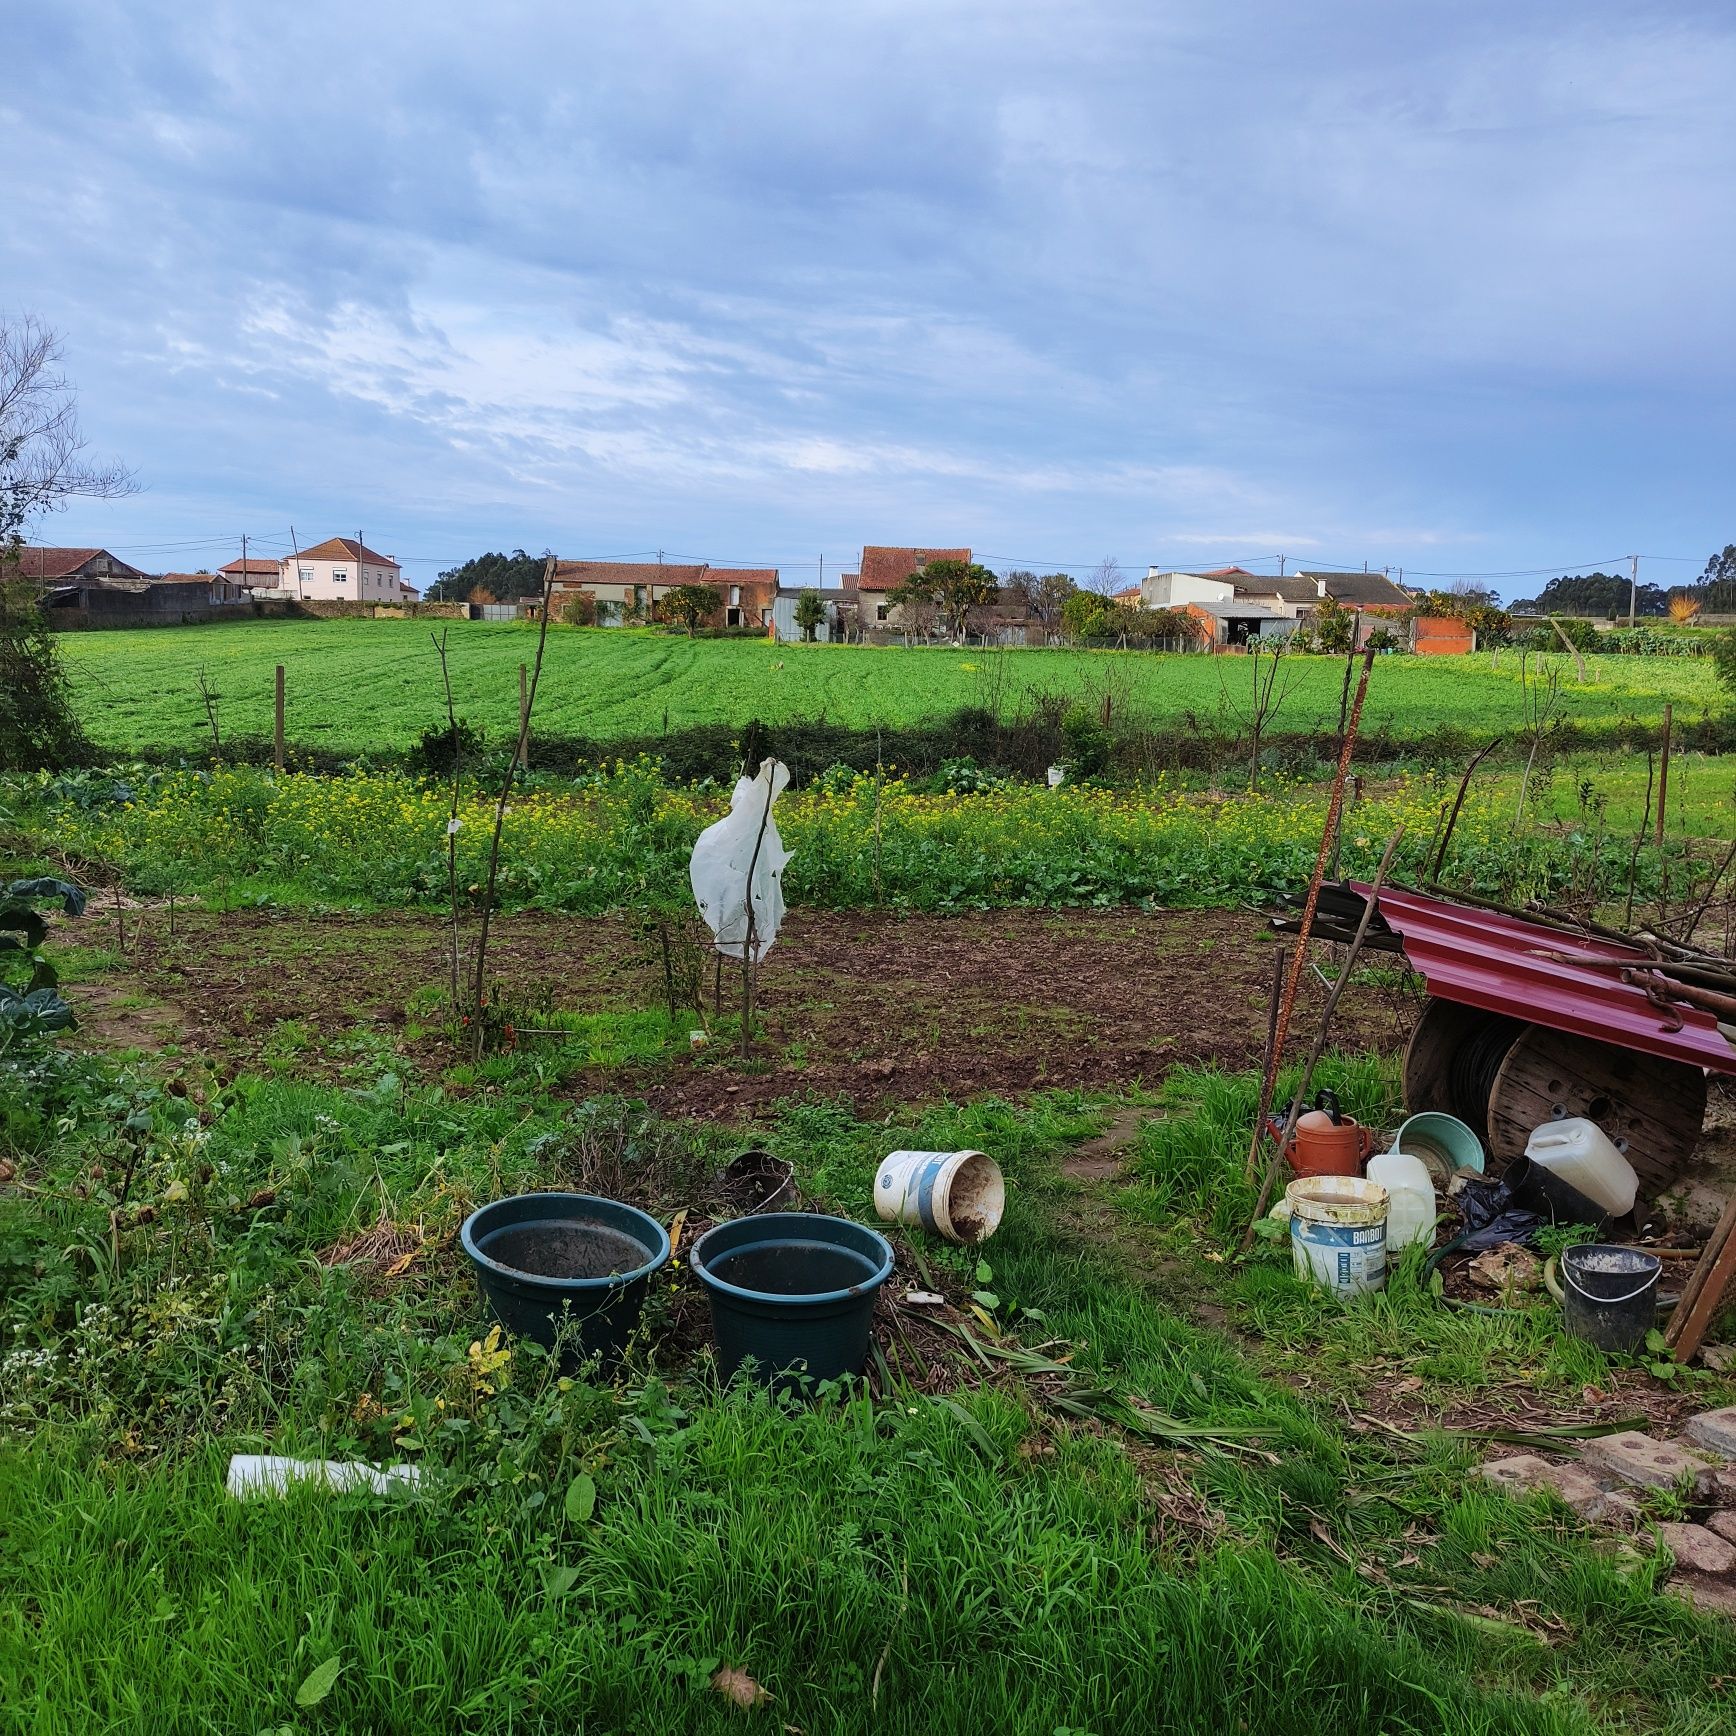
[466,554,557,1061]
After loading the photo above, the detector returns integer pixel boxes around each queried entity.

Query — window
[729,585,741,606]
[297,566,313,584]
[876,604,889,622]
[332,568,348,585]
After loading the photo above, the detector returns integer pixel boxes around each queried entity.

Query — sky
[6,1,1734,598]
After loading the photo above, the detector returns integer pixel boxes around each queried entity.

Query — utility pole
[289,525,302,598]
[358,530,366,601]
[240,531,248,589]
[1278,554,1285,576]
[1629,554,1639,628]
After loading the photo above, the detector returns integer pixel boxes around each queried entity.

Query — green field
[58,621,1722,755]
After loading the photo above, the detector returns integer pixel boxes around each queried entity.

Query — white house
[278,537,402,602]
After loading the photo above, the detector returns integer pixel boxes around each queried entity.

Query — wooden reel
[1404,995,1708,1195]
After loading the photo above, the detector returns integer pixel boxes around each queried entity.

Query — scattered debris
[226,1454,421,1498]
[1468,1243,1542,1298]
[710,1666,773,1710]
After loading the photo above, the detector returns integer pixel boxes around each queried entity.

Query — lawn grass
[57,620,1723,756]
[5,1014,1736,1733]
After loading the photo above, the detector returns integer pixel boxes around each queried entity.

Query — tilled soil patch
[92,904,1410,1119]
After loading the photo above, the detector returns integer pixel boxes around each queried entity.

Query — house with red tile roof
[278,537,402,602]
[853,545,973,626]
[9,546,147,583]
[545,561,778,629]
[219,557,282,588]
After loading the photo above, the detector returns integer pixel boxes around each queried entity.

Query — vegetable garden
[4,635,1736,1734]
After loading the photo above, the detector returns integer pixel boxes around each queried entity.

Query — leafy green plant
[0,875,86,1041]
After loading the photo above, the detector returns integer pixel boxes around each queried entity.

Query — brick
[1477,1455,1554,1494]
[1682,1407,1736,1459]
[1475,1455,1624,1521]
[1656,1522,1736,1576]
[1707,1510,1736,1545]
[1701,1467,1736,1505]
[1667,1574,1736,1618]
[1578,1431,1715,1491]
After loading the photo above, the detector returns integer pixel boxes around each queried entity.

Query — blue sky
[8,2,1734,597]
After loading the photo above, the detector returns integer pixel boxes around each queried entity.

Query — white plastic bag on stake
[690,758,792,962]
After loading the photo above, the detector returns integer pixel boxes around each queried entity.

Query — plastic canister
[1523,1118,1638,1218]
[1285,1176,1388,1298]
[1366,1150,1437,1253]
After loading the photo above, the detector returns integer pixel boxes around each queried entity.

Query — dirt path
[88,904,1411,1118]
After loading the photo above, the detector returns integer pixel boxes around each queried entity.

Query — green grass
[6,1025,1736,1732]
[57,620,1723,756]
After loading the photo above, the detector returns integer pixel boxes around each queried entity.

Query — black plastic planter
[461,1193,670,1368]
[691,1212,894,1390]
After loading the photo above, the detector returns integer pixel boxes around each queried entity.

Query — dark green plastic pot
[461,1192,669,1368]
[691,1212,894,1389]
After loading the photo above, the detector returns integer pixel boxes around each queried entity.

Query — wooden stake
[1655,703,1672,852]
[518,663,530,769]
[1242,829,1404,1245]
[274,664,285,773]
[1666,1194,1736,1363]
[1239,647,1377,1186]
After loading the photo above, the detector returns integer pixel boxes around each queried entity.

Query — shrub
[417,716,485,776]
[1714,628,1736,703]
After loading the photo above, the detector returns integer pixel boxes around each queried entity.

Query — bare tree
[1085,556,1124,598]
[1,316,134,541]
[1221,640,1297,792]
[1,317,134,769]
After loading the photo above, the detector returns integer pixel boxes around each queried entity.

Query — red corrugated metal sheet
[1354,884,1736,1075]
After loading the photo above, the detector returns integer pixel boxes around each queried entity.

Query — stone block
[1656,1522,1736,1576]
[1578,1431,1714,1491]
[1667,1574,1736,1618]
[1475,1455,1622,1520]
[1706,1510,1736,1546]
[1682,1407,1736,1459]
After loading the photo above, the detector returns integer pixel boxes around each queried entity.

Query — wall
[1142,571,1236,610]
[1412,615,1475,655]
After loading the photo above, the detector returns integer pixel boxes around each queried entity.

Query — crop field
[58,620,1722,755]
[8,624,1736,1734]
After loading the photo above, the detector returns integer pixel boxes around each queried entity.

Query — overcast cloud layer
[7,2,1733,593]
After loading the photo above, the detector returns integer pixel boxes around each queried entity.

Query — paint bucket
[1285,1175,1389,1298]
[874,1149,1004,1244]
[1560,1244,1661,1353]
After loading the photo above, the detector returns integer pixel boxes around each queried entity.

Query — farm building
[545,562,779,629]
[10,545,148,583]
[853,545,973,627]
[218,557,283,588]
[42,573,253,628]
[770,587,837,642]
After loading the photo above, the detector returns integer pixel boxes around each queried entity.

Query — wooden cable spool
[1405,995,1709,1194]
[1485,1023,1707,1194]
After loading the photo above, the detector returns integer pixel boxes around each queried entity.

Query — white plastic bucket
[1286,1175,1388,1298]
[874,1149,1004,1244]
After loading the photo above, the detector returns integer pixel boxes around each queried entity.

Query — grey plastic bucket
[1560,1243,1660,1354]
[692,1212,893,1391]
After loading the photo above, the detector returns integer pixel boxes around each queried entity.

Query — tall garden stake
[1429,736,1500,883]
[1241,646,1375,1185]
[432,628,464,1013]
[1242,828,1403,1248]
[737,770,778,1059]
[467,554,557,1061]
